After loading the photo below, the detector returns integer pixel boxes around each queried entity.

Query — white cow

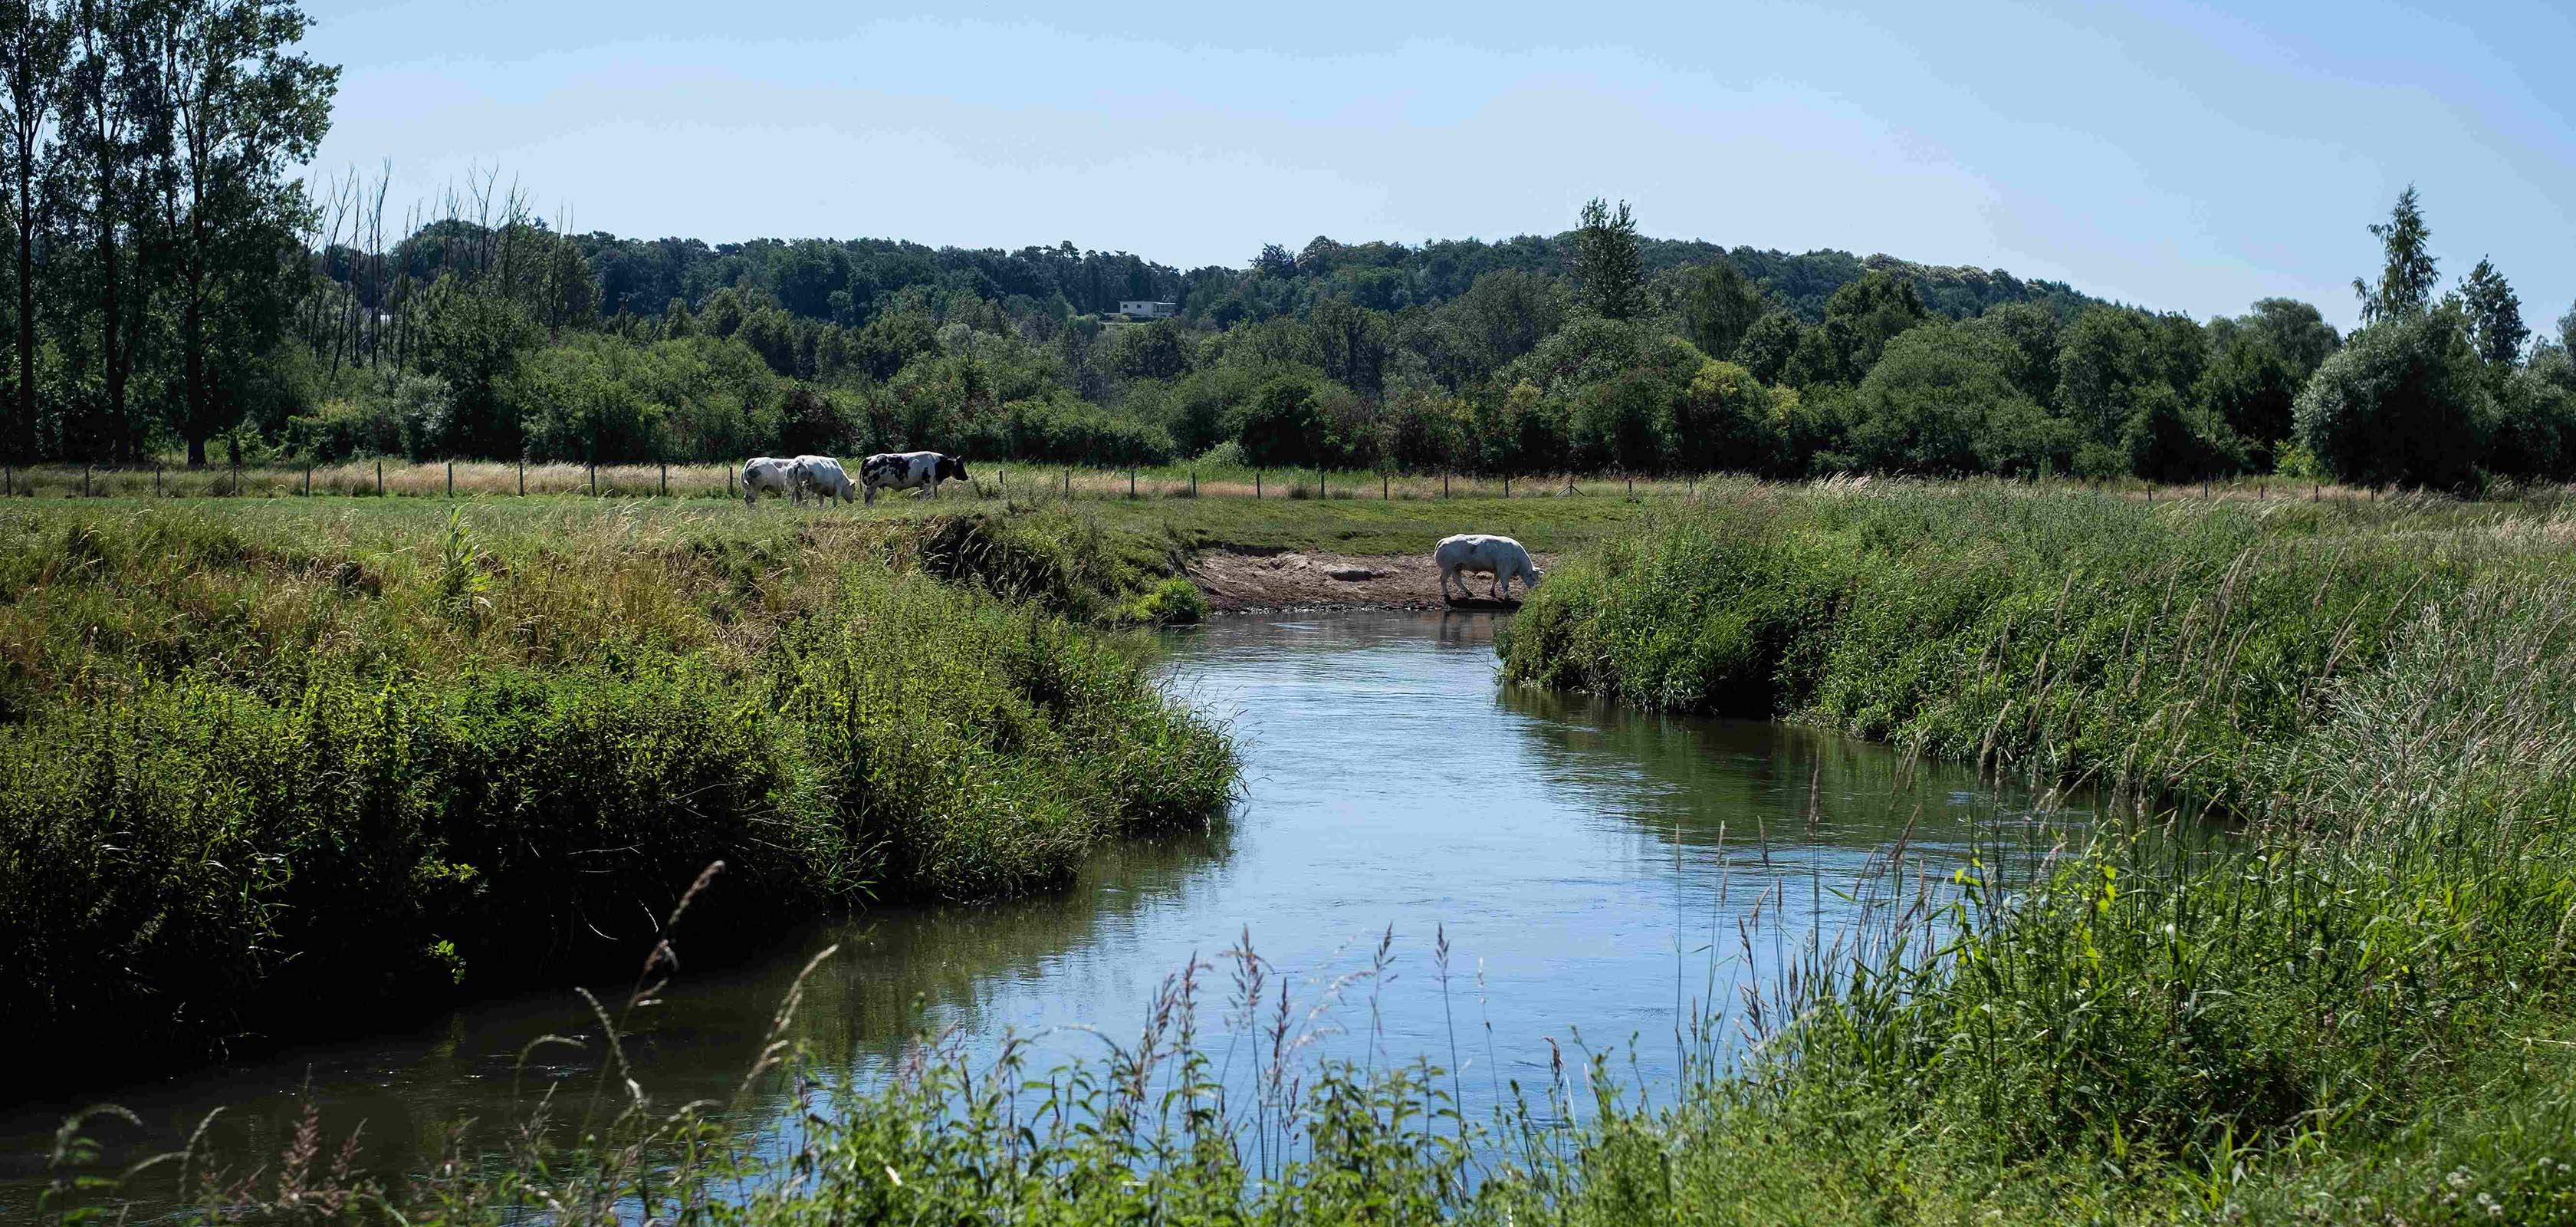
[793,455,858,504]
[859,451,970,505]
[741,456,802,507]
[1435,533,1543,601]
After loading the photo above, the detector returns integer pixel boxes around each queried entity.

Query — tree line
[2,6,2565,492]
[0,0,333,468]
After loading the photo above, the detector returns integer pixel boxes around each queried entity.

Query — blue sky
[301,0,2573,331]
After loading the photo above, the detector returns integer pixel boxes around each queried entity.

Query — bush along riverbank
[0,501,1232,1080]
[1481,480,2576,1220]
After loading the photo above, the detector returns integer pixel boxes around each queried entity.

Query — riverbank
[36,482,2576,1224]
[1488,481,2576,1221]
[0,500,1234,1084]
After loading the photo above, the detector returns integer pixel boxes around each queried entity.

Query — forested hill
[563,229,2105,331]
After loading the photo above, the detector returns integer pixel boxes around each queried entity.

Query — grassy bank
[1478,482,2576,1219]
[40,482,2576,1225]
[0,499,1233,1077]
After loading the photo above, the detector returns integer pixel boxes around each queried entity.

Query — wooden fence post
[153,464,162,497]
[727,467,735,500]
[659,461,668,498]
[518,459,525,496]
[82,464,90,498]
[1442,472,1449,498]
[447,460,454,498]
[1503,475,1510,498]
[376,460,383,496]
[1255,470,1261,499]
[1129,469,1136,498]
[304,465,311,496]
[1190,470,1197,498]
[589,461,597,497]
[1382,472,1388,500]
[1063,467,1071,498]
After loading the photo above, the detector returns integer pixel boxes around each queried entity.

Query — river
[0,609,2077,1214]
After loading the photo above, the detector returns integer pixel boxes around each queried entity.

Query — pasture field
[28,482,2576,1225]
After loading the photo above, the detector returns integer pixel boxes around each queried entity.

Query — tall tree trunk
[183,300,205,467]
[15,168,34,464]
[100,212,123,457]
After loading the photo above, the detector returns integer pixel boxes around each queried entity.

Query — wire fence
[0,458,2388,508]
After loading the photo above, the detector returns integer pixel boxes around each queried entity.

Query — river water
[0,610,2075,1213]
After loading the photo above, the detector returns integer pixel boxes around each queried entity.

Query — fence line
[0,460,2399,508]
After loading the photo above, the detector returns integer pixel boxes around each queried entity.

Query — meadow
[27,481,2576,1225]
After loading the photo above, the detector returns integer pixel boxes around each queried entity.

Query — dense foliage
[244,183,2567,492]
[0,502,1233,1078]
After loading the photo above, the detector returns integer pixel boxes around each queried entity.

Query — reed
[0,501,1234,1079]
[37,482,2576,1225]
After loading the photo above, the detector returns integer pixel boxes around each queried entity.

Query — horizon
[301,0,2575,336]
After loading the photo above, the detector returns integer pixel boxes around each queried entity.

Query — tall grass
[38,482,2576,1225]
[0,501,1232,1079]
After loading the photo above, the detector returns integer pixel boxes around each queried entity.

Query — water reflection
[0,609,2075,1215]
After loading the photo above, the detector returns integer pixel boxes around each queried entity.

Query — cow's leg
[864,483,877,506]
[1490,571,1504,600]
[1438,565,1455,600]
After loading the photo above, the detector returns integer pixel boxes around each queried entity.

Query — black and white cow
[792,455,858,504]
[859,451,969,505]
[741,456,801,507]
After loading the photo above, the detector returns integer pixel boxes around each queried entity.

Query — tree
[1673,358,1775,472]
[2293,309,2489,489]
[2354,184,2438,327]
[2121,383,2240,482]
[2195,334,2300,459]
[416,288,537,457]
[1674,262,1763,364]
[1108,317,1191,383]
[159,0,336,465]
[1963,301,2064,406]
[1845,324,2065,475]
[2456,256,2527,366]
[1820,270,1927,377]
[1734,311,1802,385]
[0,0,69,462]
[1228,367,1328,467]
[2055,306,2190,446]
[1252,242,1296,278]
[2234,298,2339,380]
[1569,197,1644,321]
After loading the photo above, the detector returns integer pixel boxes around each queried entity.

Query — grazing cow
[741,456,802,507]
[859,451,970,505]
[1435,533,1543,601]
[793,455,858,504]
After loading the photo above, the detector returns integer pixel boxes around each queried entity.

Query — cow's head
[938,455,970,483]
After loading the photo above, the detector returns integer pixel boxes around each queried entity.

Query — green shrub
[0,504,1232,1077]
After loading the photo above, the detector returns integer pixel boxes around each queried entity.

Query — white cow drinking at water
[1435,533,1543,601]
